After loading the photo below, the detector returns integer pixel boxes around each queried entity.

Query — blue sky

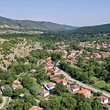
[0,0,110,26]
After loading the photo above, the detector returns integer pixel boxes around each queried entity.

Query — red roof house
[12,80,23,90]
[78,89,91,98]
[29,106,43,110]
[96,95,109,104]
[39,89,50,97]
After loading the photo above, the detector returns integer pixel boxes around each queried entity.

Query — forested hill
[71,23,110,35]
[0,16,77,31]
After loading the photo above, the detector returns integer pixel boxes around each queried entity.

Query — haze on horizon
[0,0,110,27]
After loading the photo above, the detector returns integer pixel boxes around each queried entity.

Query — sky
[0,0,110,26]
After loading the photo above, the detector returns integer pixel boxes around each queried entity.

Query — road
[0,96,10,109]
[59,68,110,98]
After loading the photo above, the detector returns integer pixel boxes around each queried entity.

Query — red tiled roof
[97,95,108,101]
[78,89,90,94]
[47,82,56,87]
[70,84,80,89]
[40,89,49,95]
[29,106,43,110]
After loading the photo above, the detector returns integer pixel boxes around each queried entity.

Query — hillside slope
[72,23,110,35]
[0,16,77,31]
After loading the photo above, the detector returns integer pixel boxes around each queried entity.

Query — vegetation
[0,23,110,110]
[0,16,76,32]
[40,93,103,110]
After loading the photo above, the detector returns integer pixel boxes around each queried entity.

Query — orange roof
[49,73,61,78]
[29,106,43,110]
[53,78,67,84]
[47,82,56,87]
[60,78,67,83]
[40,89,49,95]
[78,89,90,94]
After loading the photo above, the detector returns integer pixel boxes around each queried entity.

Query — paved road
[59,68,110,98]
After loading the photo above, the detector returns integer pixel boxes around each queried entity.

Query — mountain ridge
[0,16,77,31]
[71,23,110,35]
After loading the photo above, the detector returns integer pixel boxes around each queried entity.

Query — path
[0,96,10,109]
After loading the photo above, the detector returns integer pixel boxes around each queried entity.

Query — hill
[0,16,77,31]
[72,23,110,35]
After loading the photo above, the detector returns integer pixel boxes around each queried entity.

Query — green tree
[3,85,13,97]
[61,95,77,110]
[23,102,32,110]
[55,83,67,95]
[76,102,92,110]
[91,100,104,110]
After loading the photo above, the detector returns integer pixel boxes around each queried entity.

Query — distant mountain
[71,23,110,35]
[0,16,77,31]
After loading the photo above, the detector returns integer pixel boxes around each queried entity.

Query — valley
[0,16,110,110]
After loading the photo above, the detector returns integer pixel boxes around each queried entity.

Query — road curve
[60,68,110,98]
[0,96,10,110]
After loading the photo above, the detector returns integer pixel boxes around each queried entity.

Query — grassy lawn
[94,81,107,89]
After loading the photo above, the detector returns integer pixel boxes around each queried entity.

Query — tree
[51,52,62,62]
[76,102,92,110]
[3,85,13,97]
[55,83,67,95]
[7,99,24,110]
[25,94,38,105]
[91,100,104,110]
[13,88,29,98]
[23,102,32,110]
[40,98,61,110]
[61,95,77,110]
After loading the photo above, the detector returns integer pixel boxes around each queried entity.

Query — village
[0,40,110,110]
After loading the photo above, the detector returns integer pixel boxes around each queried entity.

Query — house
[59,78,68,85]
[67,58,77,64]
[103,104,110,110]
[67,84,80,92]
[78,89,91,98]
[96,95,109,104]
[39,89,50,97]
[29,106,43,110]
[54,69,61,75]
[44,62,54,73]
[50,76,68,85]
[44,82,56,91]
[49,70,61,79]
[45,65,54,73]
[47,57,52,61]
[12,80,23,90]
[50,77,59,82]
[49,73,61,79]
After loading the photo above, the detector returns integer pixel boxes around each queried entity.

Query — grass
[94,81,107,89]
